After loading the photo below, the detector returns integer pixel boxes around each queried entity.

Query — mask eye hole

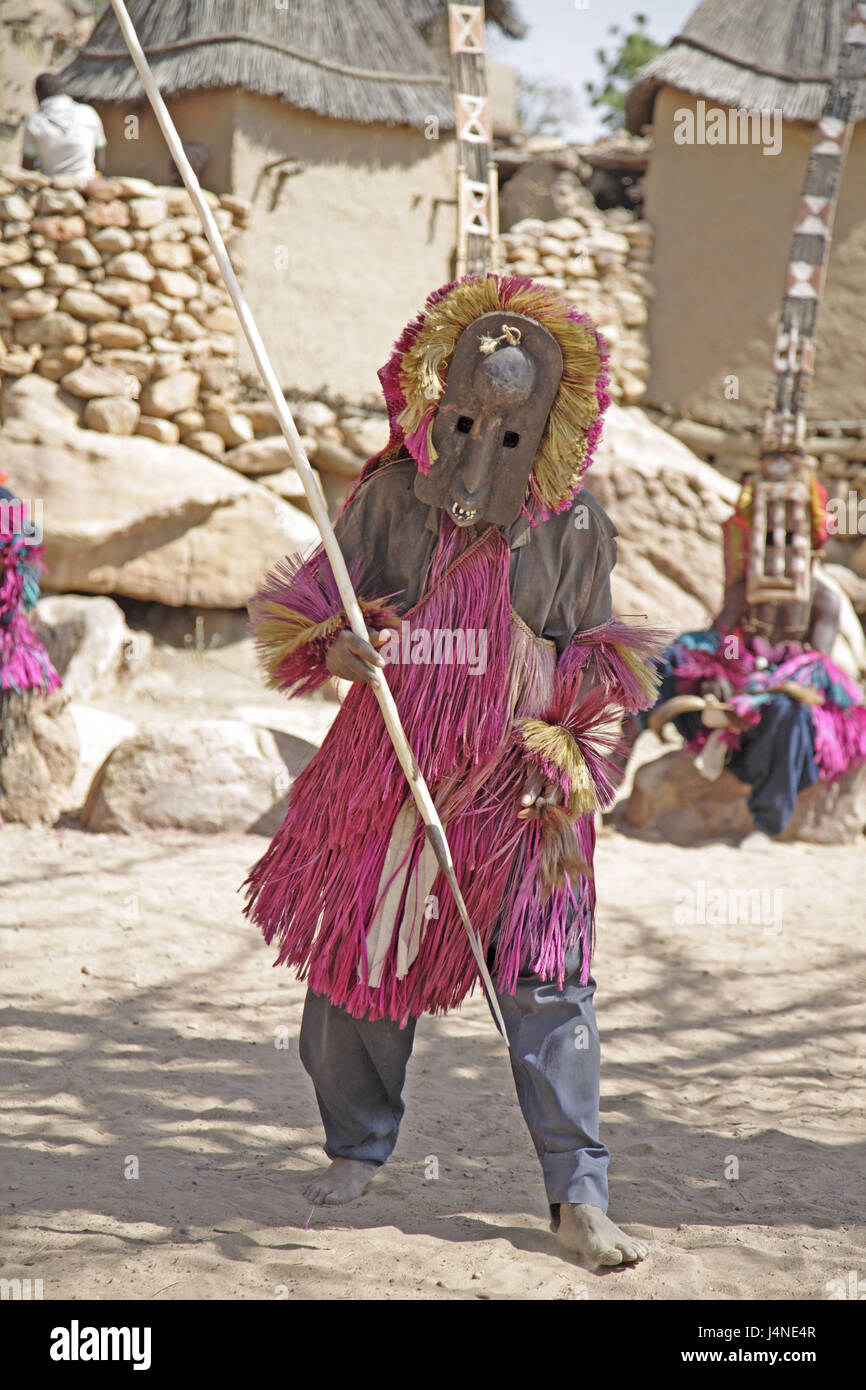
[503,431,520,448]
[456,416,473,434]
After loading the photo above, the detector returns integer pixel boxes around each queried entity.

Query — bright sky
[487,0,698,140]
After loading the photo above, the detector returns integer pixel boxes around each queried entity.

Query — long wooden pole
[106,0,510,1044]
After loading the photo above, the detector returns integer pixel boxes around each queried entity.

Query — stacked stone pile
[499,208,652,406]
[0,167,248,448]
[0,167,650,491]
[220,395,390,513]
[0,168,395,503]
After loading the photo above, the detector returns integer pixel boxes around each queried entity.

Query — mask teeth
[451,501,477,522]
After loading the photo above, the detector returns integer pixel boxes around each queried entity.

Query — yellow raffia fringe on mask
[397,277,603,514]
[253,599,385,686]
[614,642,662,705]
[517,719,598,818]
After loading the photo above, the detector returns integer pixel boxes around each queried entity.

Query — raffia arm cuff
[517,718,598,818]
[253,596,392,689]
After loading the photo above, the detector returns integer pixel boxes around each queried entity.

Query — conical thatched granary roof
[627,0,866,132]
[59,0,454,130]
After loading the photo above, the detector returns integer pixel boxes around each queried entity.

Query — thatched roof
[627,0,866,132]
[60,0,454,130]
[404,0,527,40]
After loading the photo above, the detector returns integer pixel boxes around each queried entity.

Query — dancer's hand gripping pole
[106,0,509,1045]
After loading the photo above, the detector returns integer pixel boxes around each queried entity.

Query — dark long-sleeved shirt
[334,459,618,654]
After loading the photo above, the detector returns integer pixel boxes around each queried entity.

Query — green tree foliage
[584,12,661,130]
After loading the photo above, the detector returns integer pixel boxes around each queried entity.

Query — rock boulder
[590,405,739,631]
[0,382,317,607]
[622,746,866,845]
[0,694,79,826]
[81,720,290,833]
[32,594,153,701]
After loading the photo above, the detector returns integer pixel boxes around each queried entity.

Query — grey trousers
[298,943,610,1213]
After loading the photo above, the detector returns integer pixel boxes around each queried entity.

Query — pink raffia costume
[245,276,664,1020]
[0,481,61,770]
[243,276,666,1222]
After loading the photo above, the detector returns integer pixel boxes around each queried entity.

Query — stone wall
[0,168,249,452]
[500,209,652,406]
[4,165,859,596]
[1,164,653,478]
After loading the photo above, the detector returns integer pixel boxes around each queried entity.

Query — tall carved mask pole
[752,2,866,607]
[447,3,502,276]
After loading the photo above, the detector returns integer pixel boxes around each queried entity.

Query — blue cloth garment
[641,639,820,836]
[726,695,818,836]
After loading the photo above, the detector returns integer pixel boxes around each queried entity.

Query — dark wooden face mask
[414,311,563,527]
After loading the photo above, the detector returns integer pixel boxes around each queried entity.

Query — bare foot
[302,1157,379,1205]
[554,1203,648,1268]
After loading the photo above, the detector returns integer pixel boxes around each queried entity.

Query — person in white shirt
[22,73,107,186]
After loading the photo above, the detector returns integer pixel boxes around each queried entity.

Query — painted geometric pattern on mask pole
[448,3,502,277]
[763,2,866,458]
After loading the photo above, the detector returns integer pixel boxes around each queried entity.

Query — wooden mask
[414,311,563,527]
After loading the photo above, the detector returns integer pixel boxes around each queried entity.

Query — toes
[303,1180,330,1204]
[556,1206,650,1268]
[596,1247,624,1267]
[617,1239,648,1264]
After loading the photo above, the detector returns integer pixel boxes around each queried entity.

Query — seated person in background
[622,466,866,848]
[22,73,107,186]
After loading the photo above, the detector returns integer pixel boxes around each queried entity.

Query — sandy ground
[2,817,864,1301]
